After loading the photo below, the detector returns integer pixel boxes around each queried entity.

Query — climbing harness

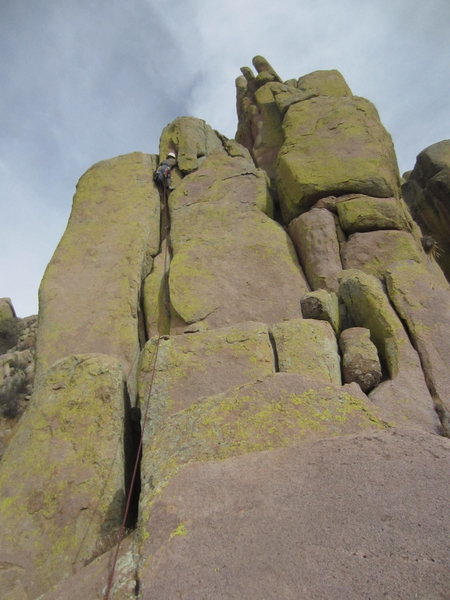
[103,182,172,599]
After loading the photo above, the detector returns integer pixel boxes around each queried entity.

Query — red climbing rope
[103,184,172,599]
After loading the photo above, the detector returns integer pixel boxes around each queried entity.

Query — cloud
[1,0,449,315]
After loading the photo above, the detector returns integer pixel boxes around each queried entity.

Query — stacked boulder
[0,59,448,599]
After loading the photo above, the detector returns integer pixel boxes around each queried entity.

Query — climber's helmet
[167,152,176,159]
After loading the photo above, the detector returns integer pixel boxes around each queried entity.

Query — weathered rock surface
[336,194,410,233]
[35,152,161,393]
[300,289,341,333]
[0,354,126,598]
[142,241,170,340]
[385,260,450,435]
[136,429,450,600]
[289,207,342,292]
[339,269,440,432]
[341,229,424,278]
[271,318,341,385]
[168,152,308,329]
[137,322,275,437]
[158,116,225,174]
[276,96,400,222]
[402,139,450,279]
[339,327,382,392]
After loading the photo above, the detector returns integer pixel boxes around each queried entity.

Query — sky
[1,0,449,317]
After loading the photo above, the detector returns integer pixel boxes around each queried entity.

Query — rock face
[402,140,450,280]
[0,57,449,599]
[35,152,161,395]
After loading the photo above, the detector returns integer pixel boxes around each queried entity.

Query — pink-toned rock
[341,230,424,278]
[136,429,450,600]
[289,208,342,292]
[339,327,382,392]
[386,260,450,435]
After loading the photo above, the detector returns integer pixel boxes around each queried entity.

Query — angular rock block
[339,327,382,392]
[385,260,450,434]
[0,354,126,598]
[159,116,225,174]
[35,152,161,387]
[168,153,309,330]
[276,96,400,222]
[402,140,450,279]
[339,269,440,432]
[271,318,341,385]
[138,321,275,440]
[336,195,410,233]
[137,429,450,600]
[300,289,341,333]
[341,230,424,279]
[289,208,342,292]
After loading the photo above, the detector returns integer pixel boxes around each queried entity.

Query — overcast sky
[1,0,449,317]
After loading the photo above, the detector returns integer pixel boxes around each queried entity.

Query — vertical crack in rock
[268,330,280,372]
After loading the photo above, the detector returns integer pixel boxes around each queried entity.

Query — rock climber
[154,151,177,190]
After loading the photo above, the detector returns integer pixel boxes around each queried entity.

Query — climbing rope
[103,183,172,599]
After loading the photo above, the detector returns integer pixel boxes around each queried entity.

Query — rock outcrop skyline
[0,56,448,599]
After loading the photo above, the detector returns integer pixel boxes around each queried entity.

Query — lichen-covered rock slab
[385,260,450,435]
[159,116,225,174]
[136,429,450,600]
[276,96,400,222]
[402,139,450,279]
[339,327,382,392]
[139,372,386,519]
[168,152,308,329]
[289,208,342,292]
[271,318,341,385]
[138,322,275,439]
[300,289,341,333]
[336,195,409,233]
[35,152,161,389]
[341,230,423,278]
[0,354,126,598]
[339,269,440,431]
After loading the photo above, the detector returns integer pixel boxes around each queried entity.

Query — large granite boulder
[402,139,450,280]
[35,152,161,394]
[137,322,275,437]
[276,96,400,222]
[168,152,309,330]
[0,354,126,599]
[271,318,341,385]
[336,194,410,233]
[385,260,450,435]
[341,230,424,279]
[289,207,342,292]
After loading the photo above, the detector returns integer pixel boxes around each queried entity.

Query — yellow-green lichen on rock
[276,96,401,222]
[35,152,161,390]
[137,321,275,443]
[142,240,171,340]
[0,353,126,599]
[271,318,341,385]
[138,373,388,519]
[336,195,410,233]
[159,116,225,174]
[339,269,440,432]
[341,230,424,279]
[168,152,309,329]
